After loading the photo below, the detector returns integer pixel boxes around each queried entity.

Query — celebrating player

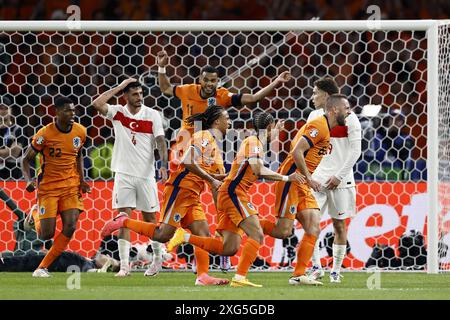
[167,112,304,287]
[21,97,91,277]
[258,94,351,286]
[156,50,292,167]
[307,78,362,283]
[92,79,168,277]
[101,105,230,286]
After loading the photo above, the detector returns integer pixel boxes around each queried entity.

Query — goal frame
[0,19,443,273]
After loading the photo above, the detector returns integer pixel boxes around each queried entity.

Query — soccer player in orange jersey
[166,112,304,287]
[101,105,231,285]
[258,94,351,286]
[21,97,91,277]
[156,50,292,171]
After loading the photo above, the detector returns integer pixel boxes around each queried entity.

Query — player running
[167,112,304,287]
[101,105,230,286]
[307,78,362,283]
[258,94,351,286]
[92,78,168,277]
[21,97,91,277]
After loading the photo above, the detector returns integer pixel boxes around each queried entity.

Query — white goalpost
[0,20,447,274]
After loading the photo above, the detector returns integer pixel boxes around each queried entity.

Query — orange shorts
[159,185,205,228]
[37,185,84,220]
[216,190,258,237]
[274,180,319,220]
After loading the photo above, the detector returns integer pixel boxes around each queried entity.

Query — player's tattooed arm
[182,146,222,191]
[155,135,168,184]
[248,157,304,183]
[292,137,322,192]
[77,150,91,194]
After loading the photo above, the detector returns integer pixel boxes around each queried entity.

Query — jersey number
[131,134,136,145]
[49,148,62,157]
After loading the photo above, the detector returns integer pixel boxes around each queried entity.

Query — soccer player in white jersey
[92,78,168,277]
[307,77,362,283]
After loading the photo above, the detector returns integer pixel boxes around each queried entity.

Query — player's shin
[235,238,260,279]
[331,243,346,274]
[118,238,131,271]
[123,219,157,238]
[37,233,71,269]
[188,235,224,255]
[311,238,321,267]
[293,233,317,277]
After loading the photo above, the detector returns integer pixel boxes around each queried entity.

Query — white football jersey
[104,104,164,178]
[308,109,362,188]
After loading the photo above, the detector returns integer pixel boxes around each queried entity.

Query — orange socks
[38,233,71,269]
[236,238,260,277]
[260,219,275,237]
[123,219,156,239]
[194,247,210,276]
[189,235,224,255]
[293,233,317,277]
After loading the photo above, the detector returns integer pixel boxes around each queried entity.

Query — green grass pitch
[1,271,449,300]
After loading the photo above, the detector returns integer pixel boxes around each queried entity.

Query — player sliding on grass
[258,94,351,286]
[102,105,230,286]
[167,112,304,288]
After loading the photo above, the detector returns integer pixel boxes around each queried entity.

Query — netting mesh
[0,27,446,271]
[438,24,450,272]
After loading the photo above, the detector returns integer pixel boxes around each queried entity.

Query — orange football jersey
[219,135,264,195]
[174,84,241,134]
[278,115,330,177]
[167,129,225,195]
[31,122,86,193]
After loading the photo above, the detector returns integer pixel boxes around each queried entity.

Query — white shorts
[312,187,356,220]
[112,173,160,212]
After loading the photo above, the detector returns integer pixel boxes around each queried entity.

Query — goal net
[0,21,447,273]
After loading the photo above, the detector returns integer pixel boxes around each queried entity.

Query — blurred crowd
[1,0,450,20]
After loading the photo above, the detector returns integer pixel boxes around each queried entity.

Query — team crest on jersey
[289,205,296,214]
[36,136,44,145]
[247,203,255,211]
[207,97,216,106]
[173,213,181,223]
[73,137,81,148]
[309,128,319,138]
[39,206,46,216]
[201,138,209,147]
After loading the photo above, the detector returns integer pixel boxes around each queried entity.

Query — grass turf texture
[0,272,449,300]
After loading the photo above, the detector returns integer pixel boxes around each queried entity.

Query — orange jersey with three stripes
[174,84,241,135]
[278,115,331,177]
[166,129,225,194]
[219,135,264,195]
[31,122,86,193]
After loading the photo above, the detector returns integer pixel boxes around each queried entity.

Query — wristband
[158,66,166,74]
[282,175,289,182]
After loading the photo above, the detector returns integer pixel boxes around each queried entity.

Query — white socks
[118,239,131,271]
[151,241,163,264]
[184,233,191,243]
[311,239,321,268]
[331,243,346,273]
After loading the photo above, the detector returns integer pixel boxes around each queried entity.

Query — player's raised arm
[240,71,292,105]
[92,78,136,116]
[292,137,322,192]
[248,157,304,183]
[156,50,174,96]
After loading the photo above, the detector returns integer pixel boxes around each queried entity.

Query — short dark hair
[123,81,142,93]
[200,65,219,76]
[252,112,274,134]
[54,97,73,109]
[314,77,339,95]
[325,94,347,111]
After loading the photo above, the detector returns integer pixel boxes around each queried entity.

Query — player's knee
[223,242,240,256]
[332,220,347,235]
[63,223,77,237]
[39,230,55,240]
[279,227,293,239]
